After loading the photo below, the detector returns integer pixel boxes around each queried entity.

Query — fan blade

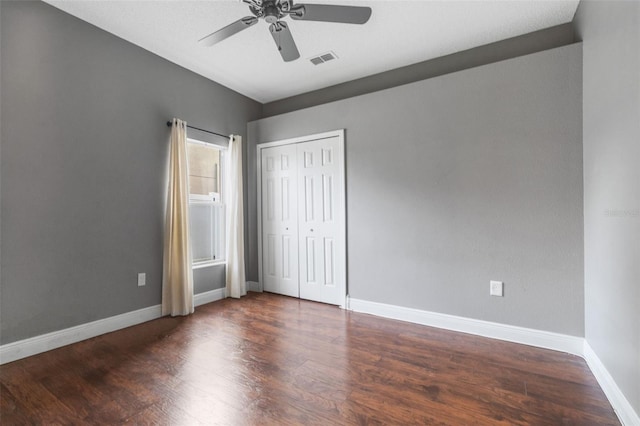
[290,4,371,24]
[269,22,300,62]
[198,16,258,46]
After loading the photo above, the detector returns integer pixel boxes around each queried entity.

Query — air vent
[309,51,338,65]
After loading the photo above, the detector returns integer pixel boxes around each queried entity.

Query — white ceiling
[43,0,579,103]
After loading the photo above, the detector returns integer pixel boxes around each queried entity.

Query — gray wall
[575,0,640,415]
[263,23,576,117]
[0,0,3,322]
[0,1,261,344]
[249,44,584,335]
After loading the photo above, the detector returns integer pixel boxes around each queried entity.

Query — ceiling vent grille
[309,51,338,65]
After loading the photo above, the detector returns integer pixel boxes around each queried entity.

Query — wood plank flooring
[1,292,619,425]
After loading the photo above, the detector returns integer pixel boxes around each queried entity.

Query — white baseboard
[3,292,636,425]
[0,304,162,365]
[0,289,227,365]
[247,281,261,292]
[348,297,584,355]
[194,288,226,306]
[583,341,640,426]
[0,288,236,365]
[348,297,638,425]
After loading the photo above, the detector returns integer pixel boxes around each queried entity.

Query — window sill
[192,260,226,270]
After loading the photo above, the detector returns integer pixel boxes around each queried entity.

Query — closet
[258,130,346,306]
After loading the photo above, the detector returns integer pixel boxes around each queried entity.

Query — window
[187,139,225,268]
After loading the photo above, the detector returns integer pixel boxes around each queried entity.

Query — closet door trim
[257,129,346,308]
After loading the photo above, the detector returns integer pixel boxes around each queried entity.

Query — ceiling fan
[198,0,372,62]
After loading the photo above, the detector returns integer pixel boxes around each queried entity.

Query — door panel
[261,144,299,297]
[323,238,335,286]
[297,137,344,305]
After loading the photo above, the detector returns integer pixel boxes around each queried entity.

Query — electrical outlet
[490,280,503,297]
[138,273,146,287]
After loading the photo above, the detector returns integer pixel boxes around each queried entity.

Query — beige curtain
[225,135,246,298]
[162,118,194,316]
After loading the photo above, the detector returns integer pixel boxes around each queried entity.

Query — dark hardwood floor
[1,292,619,425]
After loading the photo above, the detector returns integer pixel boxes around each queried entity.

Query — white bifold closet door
[261,143,300,298]
[261,133,345,305]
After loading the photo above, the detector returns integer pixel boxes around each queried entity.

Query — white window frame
[187,138,227,269]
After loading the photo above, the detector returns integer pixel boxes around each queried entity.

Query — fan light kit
[199,0,372,62]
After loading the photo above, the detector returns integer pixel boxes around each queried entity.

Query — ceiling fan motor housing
[252,0,288,24]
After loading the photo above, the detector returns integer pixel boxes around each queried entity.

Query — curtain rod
[166,121,230,140]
